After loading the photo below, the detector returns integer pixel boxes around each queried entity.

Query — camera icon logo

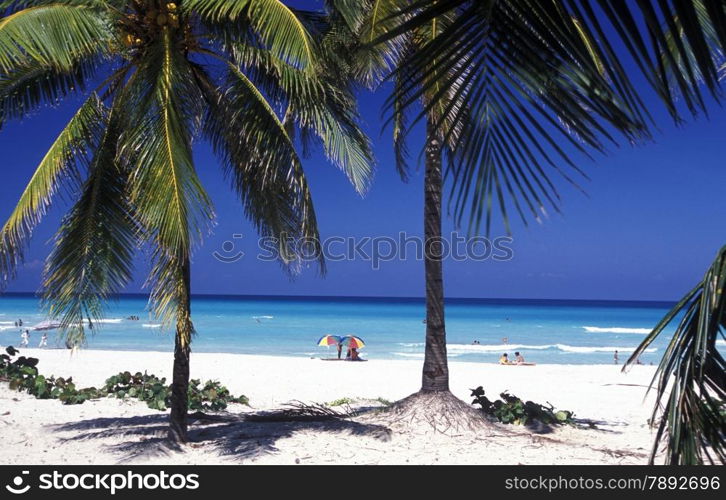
[5,471,30,495]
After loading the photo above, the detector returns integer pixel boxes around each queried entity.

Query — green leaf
[41,95,137,346]
[0,4,111,72]
[625,245,726,465]
[0,93,105,284]
[186,0,316,70]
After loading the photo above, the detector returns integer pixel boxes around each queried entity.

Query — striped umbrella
[317,334,342,347]
[340,335,365,349]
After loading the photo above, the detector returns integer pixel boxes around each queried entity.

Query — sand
[0,348,662,465]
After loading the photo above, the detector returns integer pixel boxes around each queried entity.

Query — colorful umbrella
[340,335,365,349]
[317,334,342,347]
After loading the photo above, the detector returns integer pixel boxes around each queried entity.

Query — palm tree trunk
[168,257,192,443]
[421,120,449,392]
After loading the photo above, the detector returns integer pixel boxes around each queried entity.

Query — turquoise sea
[0,293,690,365]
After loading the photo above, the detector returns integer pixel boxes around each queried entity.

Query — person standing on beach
[20,329,29,347]
[39,333,47,348]
[613,350,619,364]
[337,343,343,360]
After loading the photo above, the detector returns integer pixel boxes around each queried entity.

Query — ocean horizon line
[0,291,677,308]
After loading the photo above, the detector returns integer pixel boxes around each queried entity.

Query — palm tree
[624,251,726,465]
[337,0,658,422]
[373,0,726,448]
[353,2,463,398]
[0,0,372,442]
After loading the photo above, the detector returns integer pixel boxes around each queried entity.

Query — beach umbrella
[317,334,342,347]
[340,335,365,349]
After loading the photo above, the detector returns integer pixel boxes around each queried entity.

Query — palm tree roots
[360,389,495,435]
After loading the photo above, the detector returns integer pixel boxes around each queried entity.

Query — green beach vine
[0,346,248,410]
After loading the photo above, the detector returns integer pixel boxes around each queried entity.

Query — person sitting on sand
[346,347,363,361]
[499,353,512,365]
[514,351,525,364]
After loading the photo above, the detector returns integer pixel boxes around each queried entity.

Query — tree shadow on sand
[51,409,393,463]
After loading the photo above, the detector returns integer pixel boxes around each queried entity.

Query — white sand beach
[0,348,661,465]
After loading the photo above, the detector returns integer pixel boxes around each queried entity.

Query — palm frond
[229,40,374,194]
[625,246,726,465]
[383,1,650,235]
[120,27,213,331]
[391,69,413,181]
[341,0,412,89]
[0,3,111,72]
[324,0,366,35]
[192,54,323,270]
[660,0,725,98]
[373,1,725,235]
[41,98,137,346]
[0,93,105,284]
[581,0,724,117]
[194,67,294,254]
[185,0,317,71]
[0,56,96,125]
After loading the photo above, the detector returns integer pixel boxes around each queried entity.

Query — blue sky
[1,6,725,301]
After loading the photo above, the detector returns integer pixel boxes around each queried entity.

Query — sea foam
[582,326,651,334]
[440,343,656,354]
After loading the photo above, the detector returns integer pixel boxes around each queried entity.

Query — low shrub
[188,379,249,411]
[327,397,354,407]
[470,386,574,426]
[0,346,248,411]
[103,371,172,410]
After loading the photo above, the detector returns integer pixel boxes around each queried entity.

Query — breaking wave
[582,326,651,334]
